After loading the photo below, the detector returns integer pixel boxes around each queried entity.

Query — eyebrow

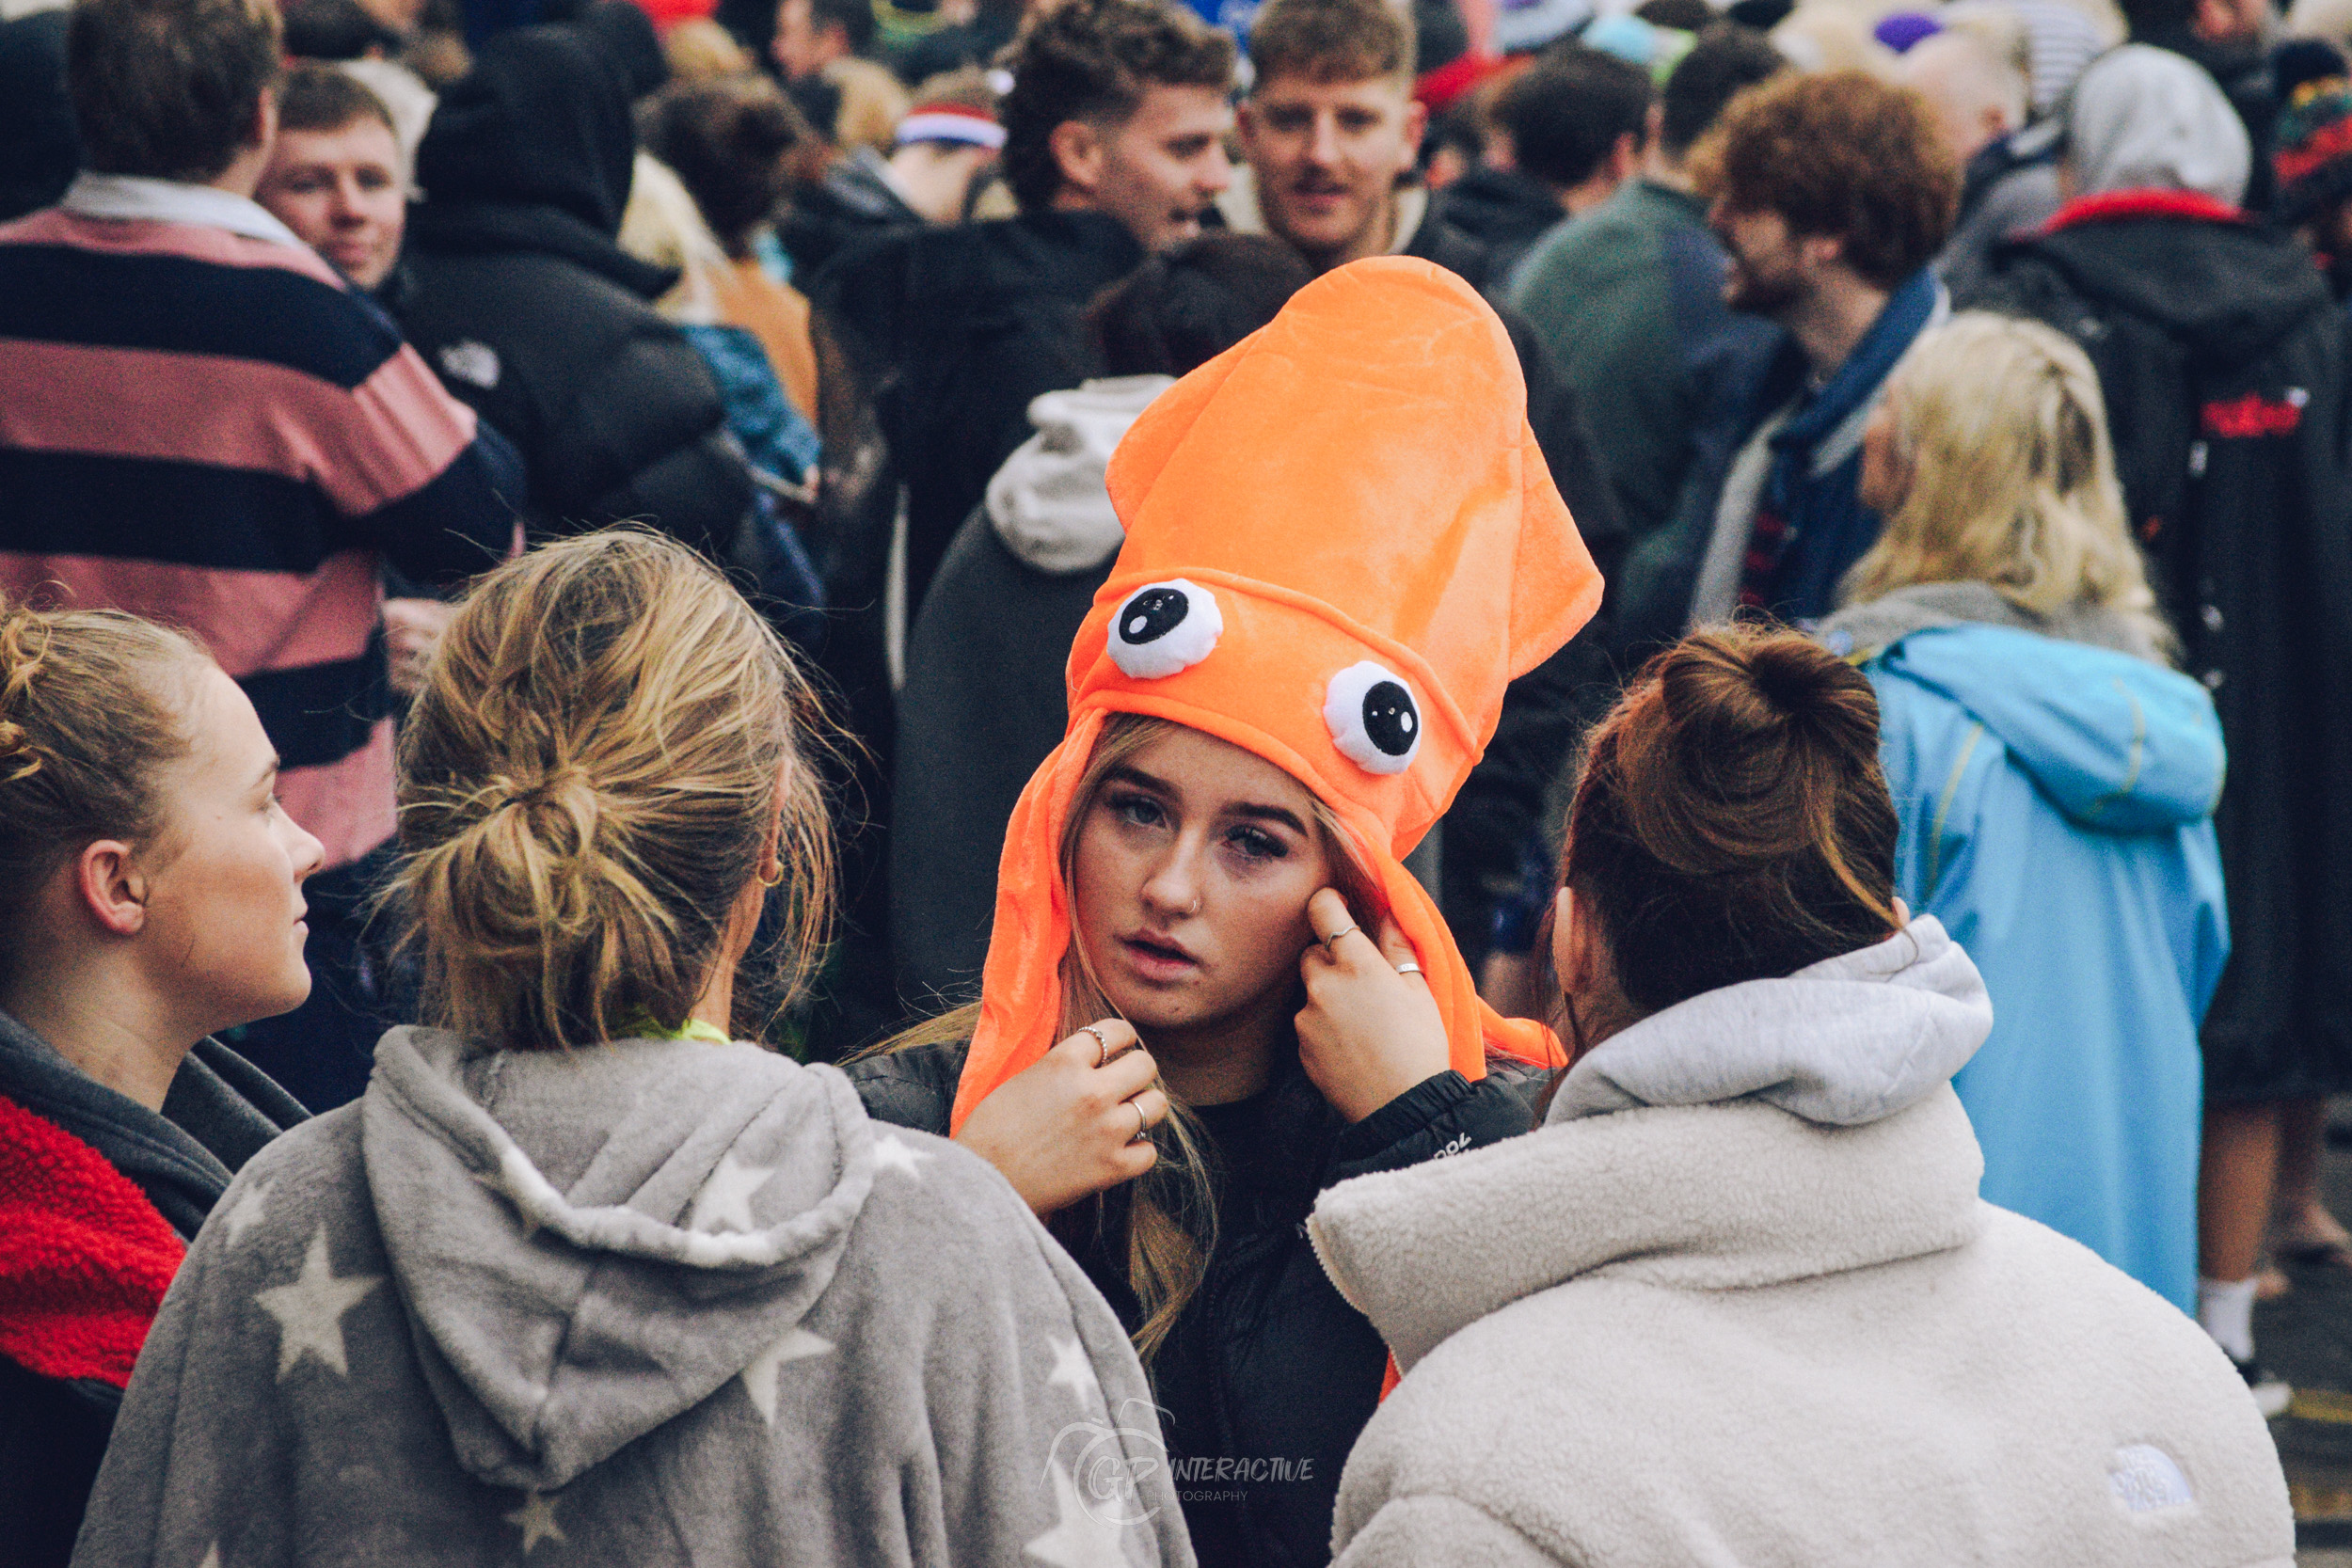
[252,753,281,790]
[1104,764,1310,835]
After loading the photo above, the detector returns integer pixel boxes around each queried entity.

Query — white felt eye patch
[1325,661,1422,774]
[1106,579,1221,680]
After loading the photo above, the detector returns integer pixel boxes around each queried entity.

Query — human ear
[74,840,150,938]
[1399,98,1428,168]
[1049,119,1104,200]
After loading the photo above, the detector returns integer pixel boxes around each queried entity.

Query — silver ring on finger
[1079,1023,1110,1068]
[1321,924,1359,955]
[1394,959,1422,975]
[1132,1099,1151,1144]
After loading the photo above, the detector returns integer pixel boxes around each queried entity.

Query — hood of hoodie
[1310,918,1992,1370]
[984,375,1172,574]
[1846,609,2225,832]
[418,26,635,238]
[2069,43,2251,207]
[2013,195,2329,368]
[358,1026,876,1492]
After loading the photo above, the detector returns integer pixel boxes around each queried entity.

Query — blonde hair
[391,531,834,1051]
[0,596,209,983]
[1842,311,2174,656]
[883,712,1383,1360]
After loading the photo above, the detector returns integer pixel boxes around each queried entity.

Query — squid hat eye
[1106,579,1222,680]
[1324,661,1422,775]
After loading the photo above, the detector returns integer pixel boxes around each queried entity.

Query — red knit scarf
[0,1092,186,1387]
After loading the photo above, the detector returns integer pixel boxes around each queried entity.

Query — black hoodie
[1973,192,2352,1101]
[394,27,750,559]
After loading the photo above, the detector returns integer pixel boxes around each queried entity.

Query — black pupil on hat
[1120,589,1188,645]
[1362,681,1417,756]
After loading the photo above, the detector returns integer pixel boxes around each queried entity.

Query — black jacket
[1973,194,2352,1099]
[1427,165,1565,284]
[808,210,1149,620]
[395,27,751,559]
[846,1039,1548,1568]
[0,1010,305,1568]
[776,148,928,281]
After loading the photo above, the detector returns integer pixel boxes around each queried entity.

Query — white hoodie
[1310,918,2293,1567]
[984,375,1172,575]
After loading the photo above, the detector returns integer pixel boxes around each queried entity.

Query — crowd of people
[0,0,2346,1555]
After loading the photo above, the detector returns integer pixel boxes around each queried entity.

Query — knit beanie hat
[2066,42,2251,207]
[2272,39,2352,227]
[948,258,1602,1132]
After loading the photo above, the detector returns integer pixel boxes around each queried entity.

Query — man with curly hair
[1684,69,1959,626]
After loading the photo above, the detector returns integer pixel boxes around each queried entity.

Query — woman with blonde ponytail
[72,532,1191,1568]
[1820,313,2233,1359]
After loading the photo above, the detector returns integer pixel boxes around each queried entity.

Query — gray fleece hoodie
[73,1027,1193,1568]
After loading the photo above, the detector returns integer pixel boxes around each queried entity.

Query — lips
[1118,931,1201,982]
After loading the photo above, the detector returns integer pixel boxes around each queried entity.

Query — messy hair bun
[0,595,211,980]
[1563,626,1900,1016]
[391,531,835,1051]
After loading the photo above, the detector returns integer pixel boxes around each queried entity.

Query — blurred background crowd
[3,0,2351,1546]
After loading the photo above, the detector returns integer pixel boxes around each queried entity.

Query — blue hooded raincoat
[1849,613,2227,1312]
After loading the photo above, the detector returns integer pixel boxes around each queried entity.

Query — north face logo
[2201,389,2308,438]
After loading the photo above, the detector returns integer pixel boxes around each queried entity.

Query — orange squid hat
[948,257,1604,1132]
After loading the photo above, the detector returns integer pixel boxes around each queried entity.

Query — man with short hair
[1432,43,1655,280]
[0,0,516,1108]
[1684,69,1959,627]
[1512,22,1786,649]
[256,63,406,292]
[1898,20,2060,300]
[1229,0,1497,280]
[805,0,1234,1051]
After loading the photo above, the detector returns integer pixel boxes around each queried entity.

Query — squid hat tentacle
[950,258,1601,1133]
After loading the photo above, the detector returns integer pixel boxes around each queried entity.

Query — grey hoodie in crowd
[73,1027,1193,1568]
[1311,919,2292,1566]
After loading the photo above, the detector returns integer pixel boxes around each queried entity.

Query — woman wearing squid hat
[850,257,1602,1566]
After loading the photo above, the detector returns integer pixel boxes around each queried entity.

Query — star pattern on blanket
[1047,1337,1100,1407]
[690,1151,779,1234]
[220,1178,273,1246]
[254,1227,383,1381]
[506,1491,565,1554]
[871,1133,934,1180]
[1025,1458,1132,1568]
[739,1323,834,1424]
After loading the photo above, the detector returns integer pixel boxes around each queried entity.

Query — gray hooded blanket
[72,1027,1193,1568]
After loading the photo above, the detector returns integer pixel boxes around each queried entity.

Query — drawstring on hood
[359,1027,876,1492]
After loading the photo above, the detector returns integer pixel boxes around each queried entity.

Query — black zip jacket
[1971,194,2352,1099]
[846,1039,1547,1567]
[395,27,751,560]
